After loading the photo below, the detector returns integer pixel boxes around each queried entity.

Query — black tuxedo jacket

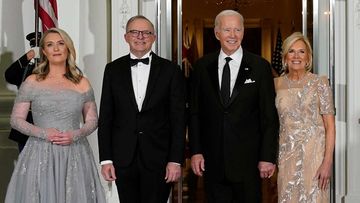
[98,53,186,171]
[5,54,34,144]
[189,50,279,182]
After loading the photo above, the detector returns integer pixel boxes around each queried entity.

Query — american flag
[271,28,283,75]
[38,0,58,31]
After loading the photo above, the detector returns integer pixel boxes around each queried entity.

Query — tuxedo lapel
[141,53,161,111]
[229,52,252,105]
[121,55,139,112]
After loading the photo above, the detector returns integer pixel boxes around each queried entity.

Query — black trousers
[204,175,261,203]
[114,152,171,203]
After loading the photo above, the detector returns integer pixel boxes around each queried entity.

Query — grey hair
[214,10,244,30]
[125,15,155,33]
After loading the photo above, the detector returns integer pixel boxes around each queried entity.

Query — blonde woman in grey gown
[5,28,106,203]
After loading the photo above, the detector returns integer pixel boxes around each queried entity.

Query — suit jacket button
[224,111,228,114]
[138,131,144,135]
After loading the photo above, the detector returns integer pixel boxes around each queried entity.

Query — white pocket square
[244,78,255,84]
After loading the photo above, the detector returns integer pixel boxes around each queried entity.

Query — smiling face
[42,32,68,66]
[214,14,244,56]
[124,18,156,58]
[285,40,309,74]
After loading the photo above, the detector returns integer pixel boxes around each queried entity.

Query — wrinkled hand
[165,162,181,183]
[258,161,276,178]
[314,161,332,190]
[101,163,117,182]
[191,154,205,176]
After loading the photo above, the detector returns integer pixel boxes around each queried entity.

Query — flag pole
[34,0,40,67]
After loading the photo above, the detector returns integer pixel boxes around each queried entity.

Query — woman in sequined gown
[5,28,106,203]
[274,32,335,203]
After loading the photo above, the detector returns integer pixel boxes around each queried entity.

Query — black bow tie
[130,58,150,66]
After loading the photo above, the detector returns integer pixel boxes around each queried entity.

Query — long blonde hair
[281,32,313,74]
[33,28,82,83]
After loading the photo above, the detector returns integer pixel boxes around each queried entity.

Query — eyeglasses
[127,30,153,38]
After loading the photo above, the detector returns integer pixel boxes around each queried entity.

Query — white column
[334,0,347,202]
[345,0,360,201]
[313,0,330,75]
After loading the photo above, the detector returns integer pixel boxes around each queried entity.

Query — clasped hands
[46,128,73,145]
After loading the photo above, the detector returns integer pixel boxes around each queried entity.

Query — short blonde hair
[33,28,82,83]
[281,32,313,74]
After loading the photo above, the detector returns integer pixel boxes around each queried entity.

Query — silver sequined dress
[275,73,334,203]
[5,80,106,203]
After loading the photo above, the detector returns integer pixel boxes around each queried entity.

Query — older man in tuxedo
[189,10,279,203]
[98,15,186,203]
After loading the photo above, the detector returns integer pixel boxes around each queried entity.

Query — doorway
[163,0,334,202]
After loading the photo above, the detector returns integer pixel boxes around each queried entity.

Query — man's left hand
[165,162,181,183]
[258,161,276,178]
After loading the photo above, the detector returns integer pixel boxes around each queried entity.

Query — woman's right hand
[46,128,61,142]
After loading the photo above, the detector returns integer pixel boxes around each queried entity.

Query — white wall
[313,0,330,75]
[334,1,347,202]
[344,0,360,201]
[0,0,35,95]
[334,0,360,202]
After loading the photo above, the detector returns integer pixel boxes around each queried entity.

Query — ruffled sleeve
[318,76,335,115]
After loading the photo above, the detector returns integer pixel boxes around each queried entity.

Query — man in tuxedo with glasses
[98,15,186,203]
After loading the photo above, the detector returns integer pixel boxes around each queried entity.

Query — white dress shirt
[130,52,152,111]
[218,47,243,96]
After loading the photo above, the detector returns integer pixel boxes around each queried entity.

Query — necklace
[285,73,308,89]
[284,73,309,108]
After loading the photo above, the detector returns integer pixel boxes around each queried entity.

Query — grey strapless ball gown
[5,81,106,203]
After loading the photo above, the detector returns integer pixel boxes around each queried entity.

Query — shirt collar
[219,47,243,64]
[130,51,152,60]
